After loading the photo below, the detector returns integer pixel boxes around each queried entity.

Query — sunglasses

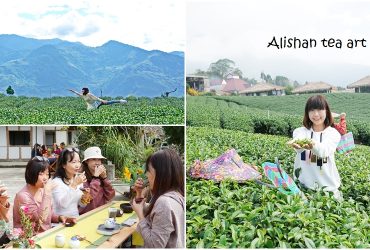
[62,148,80,155]
[32,156,50,163]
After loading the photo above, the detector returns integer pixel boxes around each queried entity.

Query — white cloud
[0,0,185,52]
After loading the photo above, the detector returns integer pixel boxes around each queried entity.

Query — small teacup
[104,218,116,229]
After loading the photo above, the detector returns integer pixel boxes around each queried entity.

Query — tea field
[186,127,370,248]
[0,95,184,124]
[214,93,370,122]
[187,95,370,145]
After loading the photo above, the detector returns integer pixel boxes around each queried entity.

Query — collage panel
[0,125,184,248]
[0,0,186,249]
[186,0,370,248]
[0,0,185,125]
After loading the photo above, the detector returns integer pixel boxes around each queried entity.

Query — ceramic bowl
[120,202,133,213]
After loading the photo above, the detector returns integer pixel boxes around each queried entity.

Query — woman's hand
[0,185,10,207]
[302,140,315,150]
[44,179,57,194]
[80,188,92,205]
[59,216,77,226]
[131,199,145,220]
[71,172,87,189]
[94,165,107,179]
[133,178,145,198]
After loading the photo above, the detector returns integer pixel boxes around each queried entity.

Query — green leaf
[304,237,316,248]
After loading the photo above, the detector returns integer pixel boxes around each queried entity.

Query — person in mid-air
[69,87,127,110]
[161,88,177,97]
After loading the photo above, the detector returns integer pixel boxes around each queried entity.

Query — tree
[285,85,294,95]
[208,59,236,79]
[194,69,208,76]
[163,126,184,154]
[260,72,266,81]
[274,75,290,86]
[232,68,243,78]
[6,86,14,95]
[266,74,273,83]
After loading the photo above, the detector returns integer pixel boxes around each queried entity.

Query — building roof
[292,81,333,94]
[239,82,285,94]
[222,78,251,93]
[347,75,370,88]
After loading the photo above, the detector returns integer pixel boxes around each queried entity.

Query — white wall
[56,131,67,145]
[9,147,20,159]
[21,147,31,159]
[0,127,6,146]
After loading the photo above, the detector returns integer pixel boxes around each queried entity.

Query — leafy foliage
[0,96,184,124]
[186,127,370,248]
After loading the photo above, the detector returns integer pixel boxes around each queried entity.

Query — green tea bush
[0,96,184,124]
[186,127,370,248]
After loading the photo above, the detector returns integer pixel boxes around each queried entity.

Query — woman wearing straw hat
[78,147,115,215]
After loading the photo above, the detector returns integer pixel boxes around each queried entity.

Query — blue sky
[0,0,184,52]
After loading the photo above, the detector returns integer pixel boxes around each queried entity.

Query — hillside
[0,34,184,97]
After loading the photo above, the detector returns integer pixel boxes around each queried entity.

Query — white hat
[82,147,106,162]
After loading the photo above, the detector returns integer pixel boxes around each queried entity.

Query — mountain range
[0,34,184,97]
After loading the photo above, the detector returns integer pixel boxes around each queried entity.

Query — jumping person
[68,87,127,110]
[161,88,177,97]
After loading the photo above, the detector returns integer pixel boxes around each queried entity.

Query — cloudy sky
[0,0,184,52]
[187,0,370,87]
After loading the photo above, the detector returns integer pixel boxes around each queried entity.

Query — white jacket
[52,177,84,218]
[293,126,341,192]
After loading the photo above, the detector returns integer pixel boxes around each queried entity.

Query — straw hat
[82,147,106,162]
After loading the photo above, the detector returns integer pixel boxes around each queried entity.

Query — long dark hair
[82,87,89,95]
[54,148,80,185]
[303,95,334,129]
[144,149,184,216]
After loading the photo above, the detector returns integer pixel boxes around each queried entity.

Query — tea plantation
[186,127,369,248]
[0,95,184,124]
[187,95,370,145]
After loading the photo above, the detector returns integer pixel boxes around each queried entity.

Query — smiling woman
[51,148,89,219]
[289,95,342,199]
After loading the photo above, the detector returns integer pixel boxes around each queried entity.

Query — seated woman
[0,182,10,246]
[78,147,115,215]
[52,148,91,219]
[132,149,184,248]
[31,144,42,158]
[12,157,66,234]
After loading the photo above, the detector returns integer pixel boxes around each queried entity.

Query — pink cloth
[78,178,115,215]
[13,185,58,234]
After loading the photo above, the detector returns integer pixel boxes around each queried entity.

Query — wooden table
[35,201,140,248]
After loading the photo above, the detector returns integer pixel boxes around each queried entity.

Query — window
[68,131,73,145]
[9,131,30,146]
[45,131,56,148]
